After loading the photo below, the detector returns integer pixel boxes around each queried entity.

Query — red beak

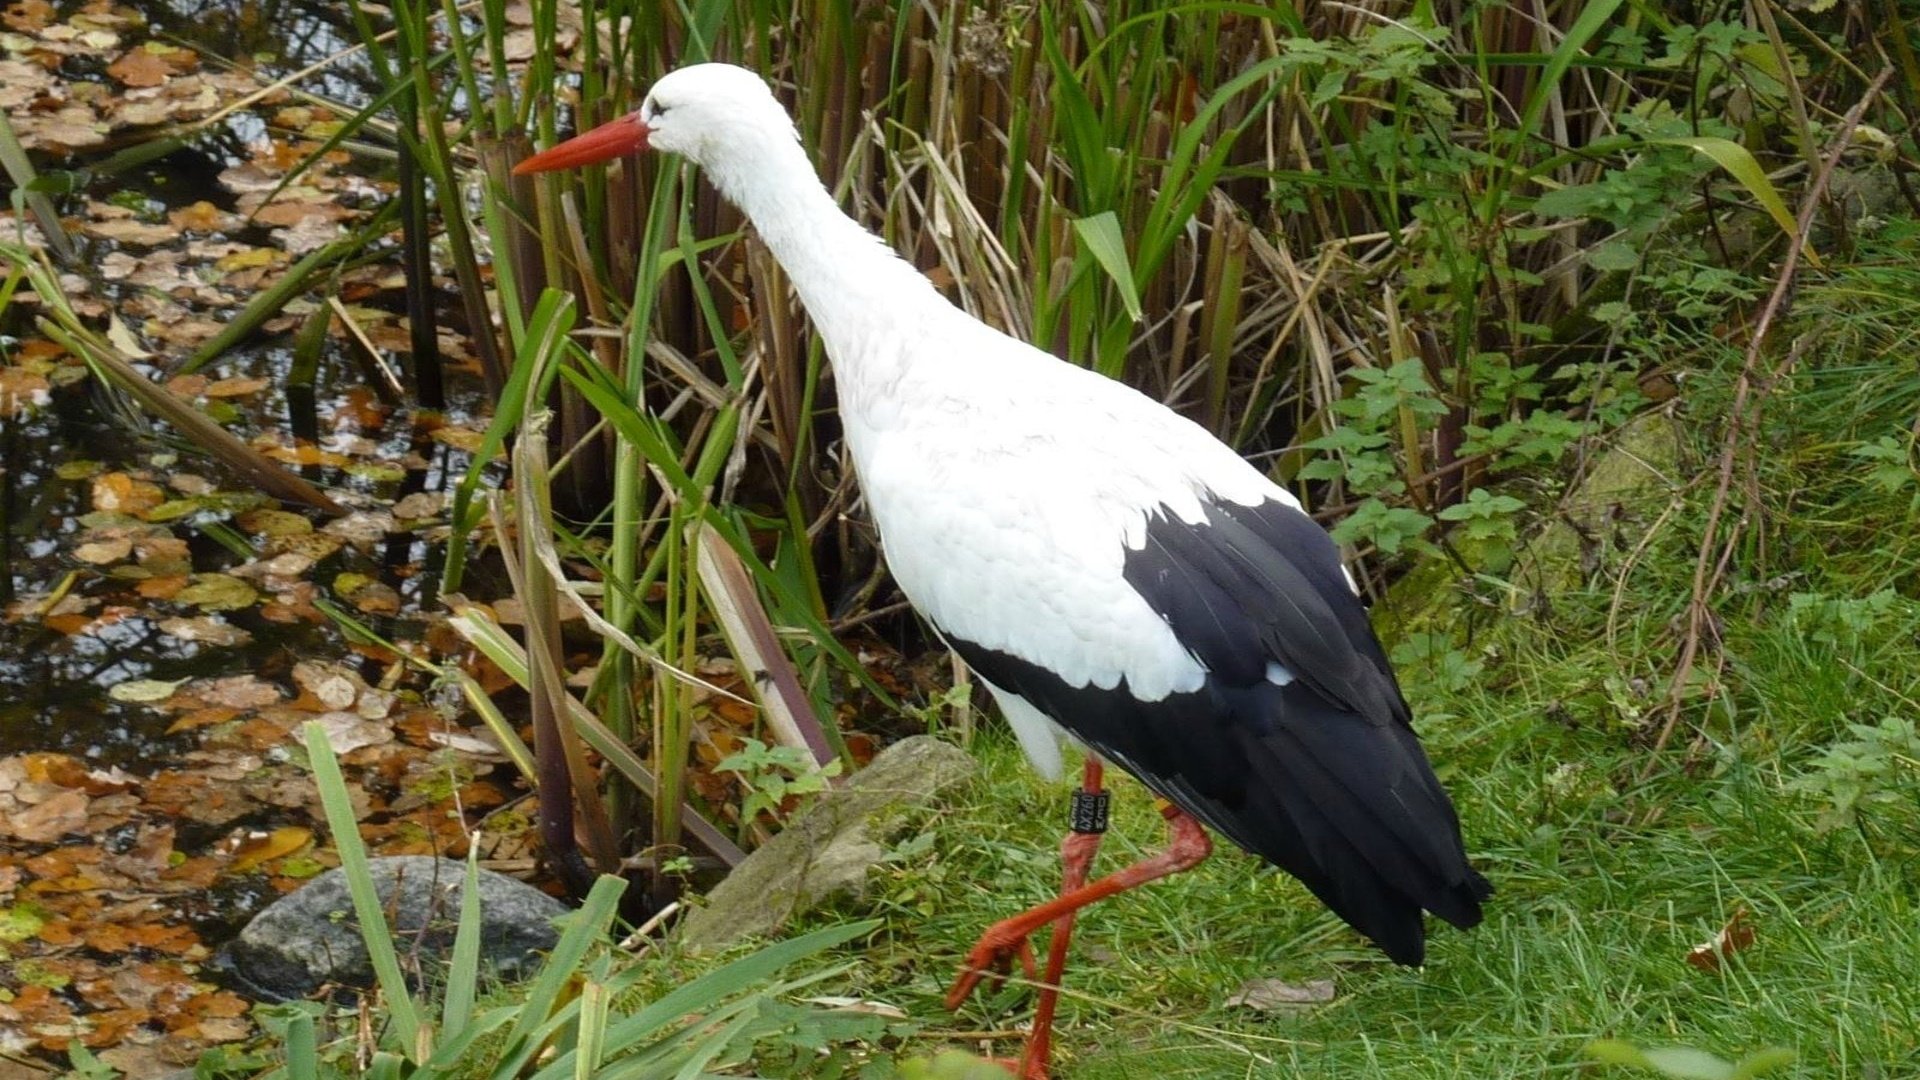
[513,111,651,174]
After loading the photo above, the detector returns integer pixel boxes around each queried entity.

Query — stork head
[514,63,802,203]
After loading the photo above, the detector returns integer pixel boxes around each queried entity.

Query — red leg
[947,782,1214,1076]
[1018,760,1106,1079]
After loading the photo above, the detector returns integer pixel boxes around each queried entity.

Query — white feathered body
[834,308,1292,776]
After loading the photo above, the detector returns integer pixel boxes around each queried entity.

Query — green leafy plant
[1851,435,1918,508]
[718,737,845,827]
[1390,632,1485,696]
[1437,488,1529,570]
[1786,589,1905,652]
[1790,716,1920,833]
[1331,499,1436,556]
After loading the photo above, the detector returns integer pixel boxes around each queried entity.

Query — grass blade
[1659,135,1819,267]
[1072,212,1144,323]
[302,722,424,1059]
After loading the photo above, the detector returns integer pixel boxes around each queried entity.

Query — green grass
[761,337,1920,1076]
[842,718,1916,1078]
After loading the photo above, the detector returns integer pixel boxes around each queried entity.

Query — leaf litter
[0,17,519,1043]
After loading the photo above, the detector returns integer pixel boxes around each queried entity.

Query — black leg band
[1069,789,1111,834]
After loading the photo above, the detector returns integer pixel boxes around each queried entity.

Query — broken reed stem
[1643,65,1896,779]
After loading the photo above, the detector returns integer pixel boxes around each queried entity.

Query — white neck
[703,135,955,413]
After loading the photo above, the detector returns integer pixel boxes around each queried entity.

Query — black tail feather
[1229,682,1490,962]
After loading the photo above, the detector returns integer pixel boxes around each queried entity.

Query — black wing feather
[948,494,1490,966]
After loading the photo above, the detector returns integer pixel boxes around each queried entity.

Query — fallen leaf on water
[431,425,489,454]
[338,575,402,615]
[202,376,270,398]
[323,509,395,546]
[213,245,278,272]
[188,674,282,710]
[1,365,52,415]
[83,216,179,246]
[310,712,393,755]
[16,104,108,152]
[228,826,312,873]
[43,612,92,635]
[392,491,443,520]
[134,534,190,566]
[73,538,133,564]
[164,706,239,734]
[1224,977,1336,1013]
[82,921,201,956]
[157,615,252,647]
[106,46,169,86]
[1685,906,1755,972]
[91,473,165,516]
[4,789,91,842]
[173,573,257,612]
[105,315,152,359]
[293,660,363,711]
[426,729,507,759]
[107,677,189,704]
[137,575,189,599]
[3,0,55,31]
[238,507,312,537]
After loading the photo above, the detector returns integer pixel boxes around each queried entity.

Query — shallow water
[0,0,490,766]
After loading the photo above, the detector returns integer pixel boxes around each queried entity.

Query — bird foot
[943,930,1037,1010]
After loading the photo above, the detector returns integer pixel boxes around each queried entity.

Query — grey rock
[1511,410,1682,607]
[677,735,976,949]
[226,856,569,1002]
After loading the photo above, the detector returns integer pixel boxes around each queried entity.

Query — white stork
[517,62,1491,1078]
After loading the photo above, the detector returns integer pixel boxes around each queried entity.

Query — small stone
[677,736,976,949]
[224,856,567,1002]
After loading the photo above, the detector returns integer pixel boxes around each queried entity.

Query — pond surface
[2,0,497,767]
[0,0,536,1063]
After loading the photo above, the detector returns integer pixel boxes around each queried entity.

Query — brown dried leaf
[136,575,189,600]
[201,376,270,398]
[3,0,55,30]
[309,711,392,755]
[169,200,237,232]
[1224,977,1336,1013]
[321,509,394,546]
[343,578,401,616]
[83,216,178,245]
[173,574,257,612]
[189,674,282,710]
[91,473,165,516]
[19,104,108,151]
[6,788,91,842]
[163,706,239,734]
[292,661,363,711]
[237,507,311,536]
[106,47,168,86]
[228,826,312,872]
[157,616,252,647]
[252,198,351,228]
[1685,906,1755,973]
[392,491,443,520]
[73,538,133,564]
